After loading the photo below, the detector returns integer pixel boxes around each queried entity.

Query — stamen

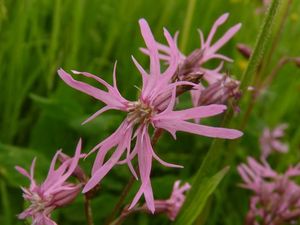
[127,100,155,124]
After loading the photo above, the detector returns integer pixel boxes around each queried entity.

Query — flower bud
[236,43,252,59]
[58,152,88,182]
[198,76,241,106]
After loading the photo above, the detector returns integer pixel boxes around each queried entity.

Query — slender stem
[261,56,296,88]
[237,0,281,131]
[240,0,281,91]
[180,0,197,52]
[258,0,293,86]
[239,94,257,130]
[240,56,296,130]
[0,179,12,225]
[175,1,282,225]
[111,207,139,225]
[104,176,135,225]
[84,194,94,225]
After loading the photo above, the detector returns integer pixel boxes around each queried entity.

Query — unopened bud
[198,77,241,106]
[52,183,83,207]
[236,43,252,59]
[58,152,87,182]
[177,48,204,79]
[294,57,300,68]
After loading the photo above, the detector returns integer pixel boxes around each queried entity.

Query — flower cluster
[17,14,243,224]
[141,13,242,109]
[238,124,300,225]
[57,17,242,213]
[15,140,84,225]
[238,157,300,225]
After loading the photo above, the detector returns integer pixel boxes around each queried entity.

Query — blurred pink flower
[259,124,288,159]
[58,18,242,213]
[238,157,300,225]
[15,140,84,225]
[256,0,271,14]
[154,180,191,220]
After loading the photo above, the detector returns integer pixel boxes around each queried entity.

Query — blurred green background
[0,0,300,224]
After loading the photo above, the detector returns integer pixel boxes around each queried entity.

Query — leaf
[0,143,50,187]
[174,166,229,225]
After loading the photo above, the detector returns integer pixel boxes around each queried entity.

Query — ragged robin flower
[58,18,242,213]
[141,13,242,110]
[15,139,84,225]
[238,157,300,225]
[259,124,288,160]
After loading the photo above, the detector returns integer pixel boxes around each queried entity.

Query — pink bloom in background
[256,0,271,14]
[58,18,242,213]
[259,124,288,159]
[153,180,191,221]
[16,140,84,225]
[238,157,300,225]
[237,157,278,192]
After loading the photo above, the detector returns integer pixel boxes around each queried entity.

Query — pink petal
[138,19,160,76]
[83,125,132,193]
[209,23,242,54]
[129,130,155,213]
[90,121,131,174]
[154,119,243,139]
[58,69,127,110]
[15,166,30,179]
[205,13,229,48]
[155,104,227,120]
[81,106,112,125]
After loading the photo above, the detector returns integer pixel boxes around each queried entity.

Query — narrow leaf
[175,166,229,225]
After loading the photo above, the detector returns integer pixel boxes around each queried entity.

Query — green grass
[0,0,300,224]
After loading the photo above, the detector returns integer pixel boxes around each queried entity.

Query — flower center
[127,100,154,124]
[30,192,51,213]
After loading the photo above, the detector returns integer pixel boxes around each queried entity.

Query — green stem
[84,194,94,225]
[240,0,282,91]
[175,1,282,224]
[258,0,293,86]
[180,0,197,52]
[0,179,12,225]
[104,176,135,225]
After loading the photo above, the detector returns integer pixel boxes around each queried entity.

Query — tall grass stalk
[176,1,282,224]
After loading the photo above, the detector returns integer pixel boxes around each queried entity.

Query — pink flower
[153,180,191,221]
[238,157,300,225]
[141,13,241,109]
[259,124,288,159]
[237,157,277,192]
[190,76,241,108]
[141,13,241,84]
[15,139,84,225]
[58,18,242,213]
